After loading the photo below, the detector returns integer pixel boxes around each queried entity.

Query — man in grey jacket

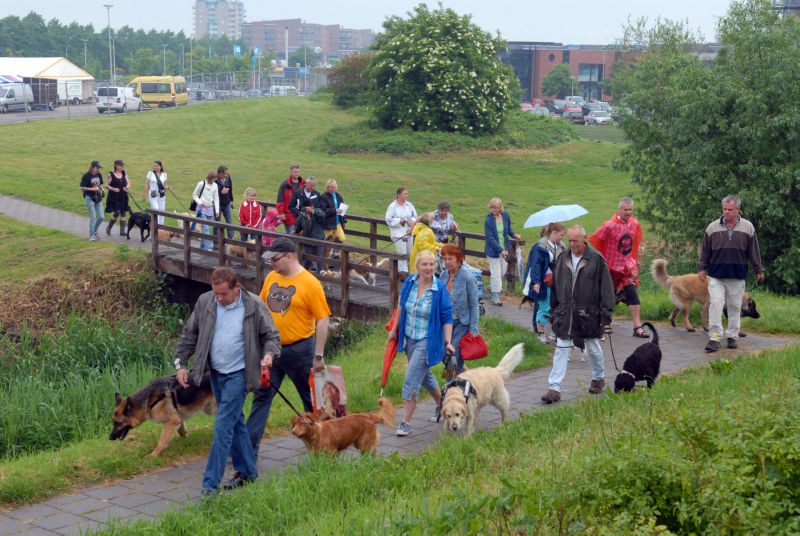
[175,267,281,496]
[541,225,615,404]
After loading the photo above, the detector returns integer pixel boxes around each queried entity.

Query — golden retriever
[440,343,524,436]
[291,398,395,455]
[226,239,256,262]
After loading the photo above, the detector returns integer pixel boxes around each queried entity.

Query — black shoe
[105,220,115,235]
[119,221,126,236]
[705,340,719,353]
[222,472,254,490]
[200,489,217,499]
[726,337,737,349]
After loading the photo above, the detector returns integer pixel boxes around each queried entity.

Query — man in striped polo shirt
[698,195,765,353]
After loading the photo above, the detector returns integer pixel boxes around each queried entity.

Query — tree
[366,3,516,134]
[541,64,572,99]
[327,53,371,108]
[616,0,800,292]
[288,44,319,68]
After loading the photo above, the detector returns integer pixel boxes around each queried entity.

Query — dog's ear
[115,392,122,405]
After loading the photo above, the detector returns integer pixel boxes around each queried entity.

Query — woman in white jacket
[193,171,220,251]
[144,160,169,225]
[385,187,417,273]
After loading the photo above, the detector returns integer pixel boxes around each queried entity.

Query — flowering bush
[367,3,516,134]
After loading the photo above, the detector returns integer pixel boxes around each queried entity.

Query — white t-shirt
[147,171,168,195]
[571,253,582,272]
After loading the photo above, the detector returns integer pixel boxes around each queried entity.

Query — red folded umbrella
[380,308,400,396]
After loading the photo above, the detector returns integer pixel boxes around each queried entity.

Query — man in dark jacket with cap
[541,225,615,404]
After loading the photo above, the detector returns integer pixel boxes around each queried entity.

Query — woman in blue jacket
[439,244,480,374]
[523,222,567,343]
[388,250,454,437]
[484,197,521,306]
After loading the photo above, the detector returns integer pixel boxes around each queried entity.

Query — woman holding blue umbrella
[484,198,521,306]
[523,222,567,342]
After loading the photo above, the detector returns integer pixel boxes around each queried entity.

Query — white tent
[0,57,95,103]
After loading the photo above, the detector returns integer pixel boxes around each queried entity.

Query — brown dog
[157,229,178,241]
[109,373,216,457]
[651,259,760,333]
[226,239,256,262]
[291,398,395,455]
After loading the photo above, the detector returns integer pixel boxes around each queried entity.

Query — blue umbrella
[524,204,588,228]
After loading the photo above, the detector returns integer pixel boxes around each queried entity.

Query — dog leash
[129,194,146,213]
[607,331,621,372]
[168,189,191,213]
[380,231,411,251]
[261,367,304,418]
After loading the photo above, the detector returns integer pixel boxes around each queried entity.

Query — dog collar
[620,370,636,379]
[441,378,478,401]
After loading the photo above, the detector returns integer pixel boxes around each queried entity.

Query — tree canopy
[541,64,572,99]
[366,3,516,134]
[616,0,800,292]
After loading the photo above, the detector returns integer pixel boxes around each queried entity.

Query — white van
[268,85,297,97]
[96,86,142,113]
[0,83,34,113]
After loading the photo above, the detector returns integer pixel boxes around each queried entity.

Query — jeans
[85,196,104,237]
[708,277,746,341]
[402,337,439,401]
[303,243,324,272]
[449,322,470,373]
[548,337,604,392]
[240,232,256,241]
[247,337,315,454]
[200,213,214,251]
[202,369,257,492]
[214,202,234,239]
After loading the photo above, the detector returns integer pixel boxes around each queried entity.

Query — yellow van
[128,76,188,109]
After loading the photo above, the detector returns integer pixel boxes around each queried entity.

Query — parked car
[584,110,613,125]
[562,103,584,123]
[530,106,550,117]
[244,89,263,98]
[531,98,546,108]
[0,83,34,113]
[519,102,534,113]
[551,99,566,115]
[96,86,142,113]
[565,95,585,106]
[581,102,603,116]
[188,89,205,100]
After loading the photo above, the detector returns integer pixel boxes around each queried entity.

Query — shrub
[367,3,517,134]
[327,52,371,108]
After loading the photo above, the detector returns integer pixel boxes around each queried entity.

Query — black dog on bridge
[614,322,663,393]
[126,212,151,242]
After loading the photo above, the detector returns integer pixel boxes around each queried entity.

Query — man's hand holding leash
[176,367,189,388]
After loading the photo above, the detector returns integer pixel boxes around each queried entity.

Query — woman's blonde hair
[415,250,436,269]
[243,187,257,198]
[488,197,504,211]
[418,212,434,225]
[326,179,338,190]
[540,221,566,238]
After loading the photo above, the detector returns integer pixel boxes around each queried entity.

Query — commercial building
[193,0,246,40]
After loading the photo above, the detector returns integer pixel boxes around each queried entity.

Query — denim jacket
[439,267,479,335]
[484,211,516,258]
[396,275,453,366]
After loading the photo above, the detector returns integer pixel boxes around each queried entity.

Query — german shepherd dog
[126,212,151,242]
[110,373,216,457]
[651,259,760,334]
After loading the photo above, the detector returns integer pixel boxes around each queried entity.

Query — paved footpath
[0,194,796,534]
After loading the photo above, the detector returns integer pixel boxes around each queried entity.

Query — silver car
[584,110,613,125]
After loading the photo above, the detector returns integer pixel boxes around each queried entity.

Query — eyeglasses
[268,253,287,264]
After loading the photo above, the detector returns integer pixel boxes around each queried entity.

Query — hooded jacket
[409,222,443,273]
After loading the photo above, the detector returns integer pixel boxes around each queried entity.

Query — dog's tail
[650,259,671,288]
[640,322,659,347]
[371,397,396,428]
[495,343,524,379]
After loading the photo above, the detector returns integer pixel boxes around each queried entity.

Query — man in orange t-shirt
[246,237,331,454]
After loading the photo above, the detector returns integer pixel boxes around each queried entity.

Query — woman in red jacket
[238,187,262,240]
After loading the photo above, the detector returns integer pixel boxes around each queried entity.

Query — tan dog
[109,373,216,457]
[157,229,178,241]
[651,259,760,333]
[440,343,524,436]
[227,239,256,262]
[291,398,395,455]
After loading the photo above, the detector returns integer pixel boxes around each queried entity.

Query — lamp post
[180,44,185,76]
[303,43,307,94]
[81,39,88,67]
[103,4,113,85]
[189,39,193,85]
[162,44,168,75]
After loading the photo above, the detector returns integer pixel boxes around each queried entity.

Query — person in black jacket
[541,225,615,404]
[215,165,234,240]
[289,176,321,223]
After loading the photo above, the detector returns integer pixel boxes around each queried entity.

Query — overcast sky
[2,0,735,43]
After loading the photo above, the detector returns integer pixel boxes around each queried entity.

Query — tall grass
[101,345,800,535]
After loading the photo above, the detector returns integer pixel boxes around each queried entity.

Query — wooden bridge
[149,205,525,322]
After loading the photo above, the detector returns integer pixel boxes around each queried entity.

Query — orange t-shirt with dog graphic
[259,269,331,345]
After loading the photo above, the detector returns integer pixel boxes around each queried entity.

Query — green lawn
[0,98,631,237]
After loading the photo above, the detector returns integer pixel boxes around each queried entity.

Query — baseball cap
[263,236,297,259]
[91,160,103,169]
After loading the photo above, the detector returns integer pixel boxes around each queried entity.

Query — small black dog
[127,212,151,242]
[614,322,662,393]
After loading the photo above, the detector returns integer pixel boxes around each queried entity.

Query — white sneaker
[89,235,97,242]
[396,421,412,436]
[538,333,548,344]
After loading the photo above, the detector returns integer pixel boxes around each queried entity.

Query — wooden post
[389,258,399,311]
[217,221,225,266]
[183,219,191,278]
[255,234,264,286]
[369,221,377,266]
[151,211,159,260]
[340,250,350,318]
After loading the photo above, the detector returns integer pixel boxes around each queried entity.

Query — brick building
[193,0,246,40]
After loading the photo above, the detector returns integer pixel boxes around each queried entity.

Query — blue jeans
[85,196,103,237]
[548,337,604,392]
[214,202,234,239]
[246,337,315,454]
[402,337,439,401]
[449,322,470,374]
[203,369,258,492]
[284,223,296,235]
[200,213,214,251]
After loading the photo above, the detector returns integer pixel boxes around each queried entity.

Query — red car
[520,102,534,112]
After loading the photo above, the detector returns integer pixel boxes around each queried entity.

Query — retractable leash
[260,367,305,418]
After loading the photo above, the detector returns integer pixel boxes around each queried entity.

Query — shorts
[401,337,438,401]
[615,284,640,306]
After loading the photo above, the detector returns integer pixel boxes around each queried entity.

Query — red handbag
[459,332,488,361]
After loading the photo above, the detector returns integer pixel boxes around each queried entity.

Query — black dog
[614,322,662,393]
[126,212,151,242]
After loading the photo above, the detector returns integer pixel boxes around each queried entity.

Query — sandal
[633,326,651,338]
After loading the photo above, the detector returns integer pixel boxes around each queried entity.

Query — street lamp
[180,44,185,76]
[103,4,113,85]
[162,44,168,75]
[81,39,88,67]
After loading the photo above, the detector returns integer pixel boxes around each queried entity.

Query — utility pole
[180,44,185,76]
[103,4,114,85]
[162,44,168,75]
[81,39,88,67]
[190,39,193,84]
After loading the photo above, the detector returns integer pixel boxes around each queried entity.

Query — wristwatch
[313,354,324,360]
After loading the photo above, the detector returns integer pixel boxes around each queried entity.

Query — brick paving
[0,193,796,533]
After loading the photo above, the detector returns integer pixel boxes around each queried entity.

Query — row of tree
[0,12,335,79]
